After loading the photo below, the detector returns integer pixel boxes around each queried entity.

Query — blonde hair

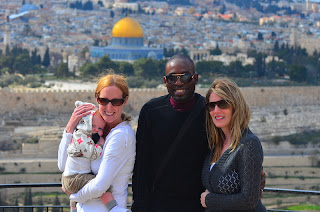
[205,77,250,163]
[95,70,132,122]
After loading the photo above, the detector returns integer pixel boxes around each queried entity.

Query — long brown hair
[205,77,250,163]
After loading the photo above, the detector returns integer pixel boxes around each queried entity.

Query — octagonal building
[90,17,163,62]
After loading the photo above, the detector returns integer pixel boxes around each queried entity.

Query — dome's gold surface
[112,17,143,38]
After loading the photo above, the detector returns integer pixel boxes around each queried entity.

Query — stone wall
[0,86,319,119]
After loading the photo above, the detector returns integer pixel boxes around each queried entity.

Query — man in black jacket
[132,54,208,212]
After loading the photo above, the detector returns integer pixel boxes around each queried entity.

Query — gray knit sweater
[202,129,266,212]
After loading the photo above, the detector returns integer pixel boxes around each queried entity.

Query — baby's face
[92,112,106,137]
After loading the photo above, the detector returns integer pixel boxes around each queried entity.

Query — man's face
[163,58,198,102]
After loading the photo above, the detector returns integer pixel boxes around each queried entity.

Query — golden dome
[112,17,143,38]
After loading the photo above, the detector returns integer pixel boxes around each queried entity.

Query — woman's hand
[65,104,95,133]
[62,187,71,196]
[100,191,114,204]
[200,189,210,208]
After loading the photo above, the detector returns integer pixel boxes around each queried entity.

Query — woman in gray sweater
[201,77,266,211]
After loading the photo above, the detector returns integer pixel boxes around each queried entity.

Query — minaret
[306,0,310,13]
[4,10,11,47]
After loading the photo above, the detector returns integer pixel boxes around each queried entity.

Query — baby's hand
[97,137,105,146]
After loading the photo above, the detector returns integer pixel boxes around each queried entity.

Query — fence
[1,183,320,211]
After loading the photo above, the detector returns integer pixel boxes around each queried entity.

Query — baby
[62,101,106,212]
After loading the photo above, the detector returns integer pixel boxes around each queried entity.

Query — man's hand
[260,170,266,198]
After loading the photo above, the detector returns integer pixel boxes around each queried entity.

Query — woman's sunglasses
[165,73,195,84]
[97,97,125,106]
[206,100,230,111]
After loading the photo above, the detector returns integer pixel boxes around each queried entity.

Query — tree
[273,40,279,53]
[42,47,50,67]
[31,48,41,65]
[98,0,104,7]
[210,44,222,55]
[55,62,69,78]
[83,1,93,10]
[13,54,33,75]
[257,32,264,41]
[5,45,10,56]
[219,3,226,14]
[227,60,245,77]
[96,56,118,72]
[80,62,99,77]
[196,60,224,76]
[119,62,134,76]
[254,52,266,77]
[133,58,158,78]
[289,64,307,82]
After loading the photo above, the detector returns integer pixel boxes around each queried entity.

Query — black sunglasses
[165,73,195,84]
[206,100,230,111]
[97,97,125,106]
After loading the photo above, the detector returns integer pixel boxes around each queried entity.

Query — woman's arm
[70,128,135,203]
[204,136,264,210]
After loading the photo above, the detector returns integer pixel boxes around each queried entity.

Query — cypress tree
[42,47,50,67]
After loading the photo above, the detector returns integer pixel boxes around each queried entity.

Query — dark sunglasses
[206,100,230,111]
[97,97,125,106]
[165,73,195,84]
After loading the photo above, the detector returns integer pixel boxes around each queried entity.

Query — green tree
[96,56,118,72]
[254,52,266,77]
[80,62,99,77]
[289,64,307,82]
[31,48,41,65]
[13,54,33,75]
[196,60,224,76]
[5,45,10,56]
[42,47,50,67]
[257,32,264,40]
[83,0,93,10]
[55,62,69,78]
[273,40,279,52]
[0,56,14,73]
[210,44,222,55]
[133,58,158,78]
[118,62,134,76]
[266,59,286,78]
[219,3,226,14]
[227,60,245,77]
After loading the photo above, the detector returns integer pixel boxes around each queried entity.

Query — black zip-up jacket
[132,94,209,212]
